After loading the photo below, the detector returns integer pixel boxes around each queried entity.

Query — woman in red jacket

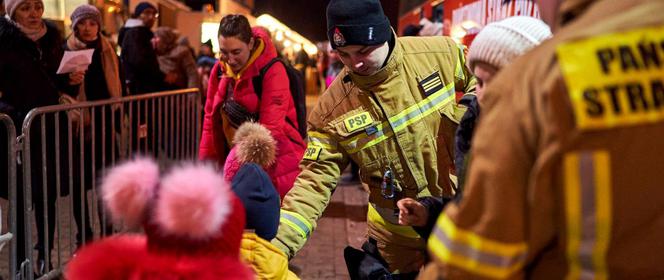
[199,14,305,198]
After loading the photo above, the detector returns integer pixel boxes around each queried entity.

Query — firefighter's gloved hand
[344,246,393,280]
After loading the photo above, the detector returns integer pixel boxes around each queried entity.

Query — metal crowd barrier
[1,114,17,280]
[17,88,201,279]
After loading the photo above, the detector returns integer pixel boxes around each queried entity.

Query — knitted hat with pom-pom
[223,122,280,241]
[64,157,254,280]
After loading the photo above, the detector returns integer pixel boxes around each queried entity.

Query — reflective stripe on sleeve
[308,131,336,150]
[340,82,455,154]
[455,43,467,81]
[564,151,612,280]
[428,214,528,279]
[280,209,313,239]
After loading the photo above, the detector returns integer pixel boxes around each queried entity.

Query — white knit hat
[467,16,552,71]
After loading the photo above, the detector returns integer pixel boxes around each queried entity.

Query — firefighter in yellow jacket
[271,0,476,276]
[421,0,664,278]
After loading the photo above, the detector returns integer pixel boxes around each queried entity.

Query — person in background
[324,45,343,88]
[417,0,664,278]
[397,15,552,239]
[118,1,166,94]
[197,39,215,61]
[153,26,200,90]
[0,0,77,274]
[199,14,305,198]
[196,55,217,104]
[401,24,422,37]
[418,18,442,36]
[118,2,165,156]
[177,35,196,61]
[63,3,126,249]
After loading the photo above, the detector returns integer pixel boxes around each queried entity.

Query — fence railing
[10,88,201,279]
[1,113,17,280]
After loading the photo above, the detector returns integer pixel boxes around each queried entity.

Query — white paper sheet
[56,49,95,74]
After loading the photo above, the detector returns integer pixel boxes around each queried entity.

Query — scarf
[5,14,47,41]
[66,34,123,100]
[224,38,265,80]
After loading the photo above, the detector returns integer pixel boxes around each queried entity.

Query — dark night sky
[253,0,400,43]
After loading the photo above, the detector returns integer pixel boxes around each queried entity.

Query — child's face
[472,62,499,105]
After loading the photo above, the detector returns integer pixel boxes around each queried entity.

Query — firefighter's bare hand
[397,198,427,227]
[68,70,86,85]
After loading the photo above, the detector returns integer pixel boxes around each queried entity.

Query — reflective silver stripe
[578,153,598,279]
[341,83,455,154]
[565,151,612,280]
[308,137,335,150]
[433,225,527,269]
[281,212,311,238]
[389,84,455,130]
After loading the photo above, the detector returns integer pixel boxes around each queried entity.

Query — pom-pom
[102,157,160,228]
[233,122,276,168]
[155,163,231,239]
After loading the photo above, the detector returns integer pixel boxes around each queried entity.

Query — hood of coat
[0,17,62,54]
[250,26,278,70]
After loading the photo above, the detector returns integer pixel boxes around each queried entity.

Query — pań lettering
[596,40,663,74]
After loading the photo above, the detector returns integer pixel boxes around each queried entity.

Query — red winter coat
[199,28,305,198]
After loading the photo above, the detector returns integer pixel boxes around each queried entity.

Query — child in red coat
[65,157,254,280]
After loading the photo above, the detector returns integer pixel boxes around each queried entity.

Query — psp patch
[557,26,664,130]
[303,145,322,161]
[419,71,444,97]
[344,111,374,133]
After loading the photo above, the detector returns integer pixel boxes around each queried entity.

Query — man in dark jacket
[118,2,166,155]
[118,2,165,94]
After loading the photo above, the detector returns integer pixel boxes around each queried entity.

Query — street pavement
[289,171,368,279]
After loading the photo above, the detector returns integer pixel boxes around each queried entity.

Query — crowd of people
[0,0,206,276]
[2,0,664,279]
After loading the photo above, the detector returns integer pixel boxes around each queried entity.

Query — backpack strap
[253,57,283,99]
[216,62,224,81]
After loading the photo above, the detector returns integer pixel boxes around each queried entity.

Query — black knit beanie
[326,0,391,49]
[133,2,156,18]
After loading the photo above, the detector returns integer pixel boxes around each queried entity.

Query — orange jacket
[427,0,664,279]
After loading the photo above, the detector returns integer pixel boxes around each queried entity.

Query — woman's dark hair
[218,14,253,44]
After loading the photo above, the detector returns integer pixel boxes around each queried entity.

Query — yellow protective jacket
[240,233,299,280]
[426,0,664,279]
[273,34,476,258]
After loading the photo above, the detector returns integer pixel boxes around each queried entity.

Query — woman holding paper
[61,4,125,252]
[63,4,125,103]
[0,0,76,275]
